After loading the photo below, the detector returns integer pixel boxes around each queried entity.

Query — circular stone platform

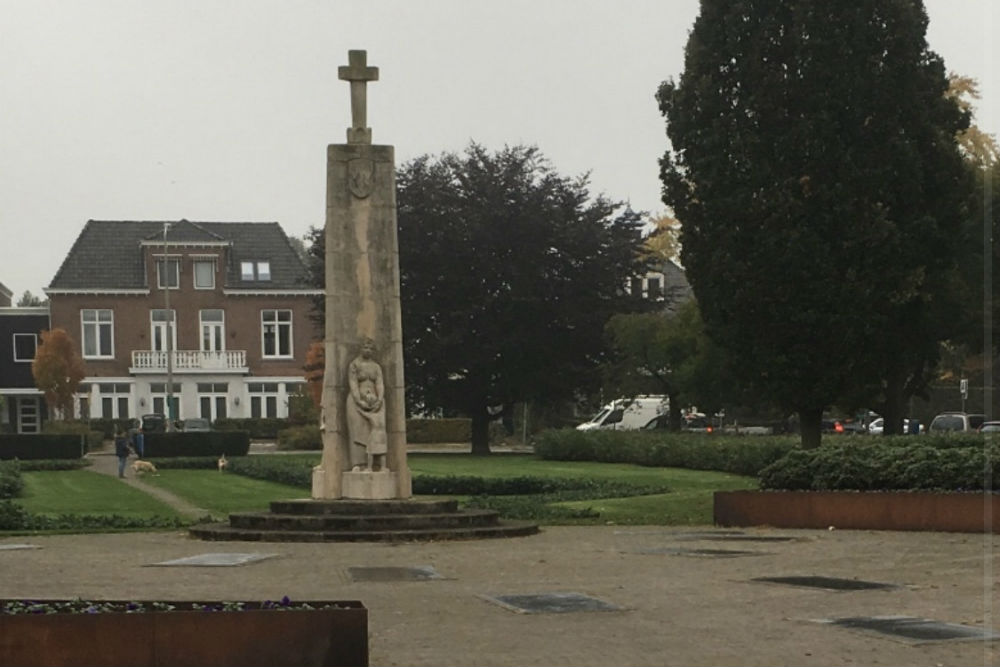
[189,498,539,542]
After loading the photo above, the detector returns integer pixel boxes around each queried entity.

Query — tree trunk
[882,370,906,435]
[668,392,683,432]
[799,407,823,449]
[470,410,492,455]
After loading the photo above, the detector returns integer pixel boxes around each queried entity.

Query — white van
[576,396,669,431]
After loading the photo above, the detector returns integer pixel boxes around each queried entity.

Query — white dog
[131,460,158,475]
[217,454,228,472]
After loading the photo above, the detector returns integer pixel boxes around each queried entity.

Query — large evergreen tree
[658,0,971,447]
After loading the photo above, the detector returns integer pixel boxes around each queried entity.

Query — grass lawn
[407,454,757,525]
[140,470,308,515]
[10,454,758,528]
[18,470,184,520]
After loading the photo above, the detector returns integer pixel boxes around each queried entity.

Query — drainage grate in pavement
[483,592,623,614]
[148,552,278,567]
[634,547,767,558]
[817,616,1000,643]
[347,566,444,582]
[754,575,896,591]
[0,544,39,551]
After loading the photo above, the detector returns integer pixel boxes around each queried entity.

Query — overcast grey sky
[1,0,995,298]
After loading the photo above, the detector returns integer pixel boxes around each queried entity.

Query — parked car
[867,417,924,435]
[140,413,166,433]
[182,418,211,432]
[978,421,1000,433]
[576,396,669,431]
[928,412,986,433]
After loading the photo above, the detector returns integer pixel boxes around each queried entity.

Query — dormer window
[241,261,271,281]
[156,258,180,289]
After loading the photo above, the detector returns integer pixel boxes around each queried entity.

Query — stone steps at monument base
[227,509,501,531]
[188,520,540,542]
[269,498,459,515]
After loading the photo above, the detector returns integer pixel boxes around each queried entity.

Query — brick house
[0,280,50,433]
[630,258,694,314]
[44,220,322,423]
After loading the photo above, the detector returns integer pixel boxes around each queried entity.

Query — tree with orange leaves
[31,328,86,420]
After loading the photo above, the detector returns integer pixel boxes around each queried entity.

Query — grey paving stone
[347,565,444,582]
[147,552,278,567]
[754,575,897,591]
[483,592,623,614]
[816,616,1000,643]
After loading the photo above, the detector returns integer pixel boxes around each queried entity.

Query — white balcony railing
[130,350,248,373]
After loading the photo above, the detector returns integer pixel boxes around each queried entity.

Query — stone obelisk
[312,50,412,500]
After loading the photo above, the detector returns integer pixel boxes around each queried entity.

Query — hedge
[759,442,999,491]
[142,431,251,458]
[406,419,472,443]
[0,461,23,499]
[212,418,286,439]
[0,434,85,460]
[533,429,798,476]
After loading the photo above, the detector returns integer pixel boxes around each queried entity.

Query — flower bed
[0,598,367,666]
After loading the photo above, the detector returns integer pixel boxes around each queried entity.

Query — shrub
[0,500,30,529]
[212,418,287,439]
[277,425,322,451]
[0,461,24,500]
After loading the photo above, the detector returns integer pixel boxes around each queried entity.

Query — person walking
[130,423,145,458]
[114,428,130,478]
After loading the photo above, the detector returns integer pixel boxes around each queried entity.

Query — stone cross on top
[338,50,379,145]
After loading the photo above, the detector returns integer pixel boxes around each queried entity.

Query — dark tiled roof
[47,220,311,291]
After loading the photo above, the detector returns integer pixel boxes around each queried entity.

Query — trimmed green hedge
[142,432,250,458]
[277,425,322,451]
[533,429,798,476]
[759,442,999,491]
[0,434,85,460]
[213,418,286,439]
[43,422,103,453]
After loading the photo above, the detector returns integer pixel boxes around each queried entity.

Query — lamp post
[163,222,174,431]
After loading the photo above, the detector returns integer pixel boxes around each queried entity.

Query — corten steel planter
[0,600,368,667]
[714,490,1000,533]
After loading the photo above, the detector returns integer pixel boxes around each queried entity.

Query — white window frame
[261,309,293,358]
[199,309,225,352]
[12,333,37,362]
[249,382,280,419]
[81,309,114,359]
[150,309,176,353]
[241,260,272,281]
[156,258,180,289]
[193,259,216,289]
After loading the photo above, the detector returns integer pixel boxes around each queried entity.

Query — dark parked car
[182,418,211,432]
[141,413,166,433]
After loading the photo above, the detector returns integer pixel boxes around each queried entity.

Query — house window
[249,382,279,419]
[156,259,180,289]
[241,260,271,281]
[197,382,228,420]
[150,382,181,418]
[81,309,113,358]
[261,310,292,358]
[150,309,176,353]
[200,309,225,352]
[98,382,131,419]
[193,260,215,289]
[13,333,37,362]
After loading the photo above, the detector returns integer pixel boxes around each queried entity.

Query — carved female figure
[346,337,388,471]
